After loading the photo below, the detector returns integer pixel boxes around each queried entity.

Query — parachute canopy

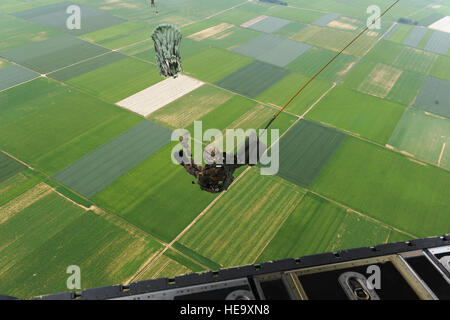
[151,23,182,78]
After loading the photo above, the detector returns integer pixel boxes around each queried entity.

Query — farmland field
[257,71,331,115]
[53,120,171,198]
[414,77,450,118]
[276,120,347,187]
[0,0,449,299]
[93,142,218,243]
[312,137,450,237]
[180,168,306,267]
[430,55,450,82]
[183,47,253,83]
[149,84,234,129]
[66,57,163,103]
[0,152,25,183]
[0,189,163,298]
[391,47,437,74]
[0,78,141,169]
[388,108,450,170]
[258,192,395,262]
[216,61,290,98]
[0,35,109,74]
[307,86,406,144]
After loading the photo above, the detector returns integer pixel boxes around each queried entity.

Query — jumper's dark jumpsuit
[175,136,264,193]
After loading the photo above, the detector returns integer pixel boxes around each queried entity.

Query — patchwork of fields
[0,0,449,298]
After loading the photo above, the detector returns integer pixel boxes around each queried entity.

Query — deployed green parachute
[151,23,182,78]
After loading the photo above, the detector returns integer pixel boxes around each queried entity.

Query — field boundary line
[0,74,40,94]
[385,229,392,244]
[438,142,446,166]
[50,187,92,211]
[127,165,252,283]
[170,247,210,270]
[306,189,418,239]
[0,149,34,170]
[252,192,306,264]
[1,151,171,251]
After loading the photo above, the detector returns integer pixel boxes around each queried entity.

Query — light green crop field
[0,79,136,168]
[430,55,450,82]
[0,13,61,52]
[66,57,163,103]
[189,21,261,51]
[258,192,347,261]
[0,189,163,298]
[391,47,437,74]
[312,137,450,238]
[0,151,25,183]
[307,86,405,144]
[286,46,357,83]
[80,21,150,49]
[386,70,427,106]
[364,40,405,65]
[387,24,414,43]
[1,0,449,298]
[213,2,269,25]
[149,84,234,129]
[137,252,194,281]
[258,192,396,262]
[93,142,218,243]
[183,47,254,83]
[180,168,307,267]
[388,108,450,170]
[289,25,377,57]
[257,71,331,115]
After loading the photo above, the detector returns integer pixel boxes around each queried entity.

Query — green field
[216,61,290,98]
[414,76,450,118]
[391,47,437,74]
[0,0,449,298]
[289,25,377,57]
[0,13,61,52]
[67,57,163,103]
[312,137,450,237]
[183,47,254,83]
[258,192,394,262]
[258,193,347,261]
[180,168,307,267]
[12,1,125,36]
[80,21,150,49]
[430,55,450,82]
[386,70,427,106]
[286,46,356,82]
[53,120,171,198]
[386,24,414,43]
[149,84,234,129]
[257,71,332,116]
[388,108,450,170]
[0,64,39,91]
[0,170,41,207]
[0,35,109,74]
[0,151,25,183]
[48,51,127,82]
[0,189,162,298]
[276,120,346,187]
[307,86,406,144]
[0,78,136,168]
[93,142,218,243]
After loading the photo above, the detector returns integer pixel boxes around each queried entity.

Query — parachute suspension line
[261,0,400,133]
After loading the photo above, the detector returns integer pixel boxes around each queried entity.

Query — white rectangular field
[116,74,204,117]
[429,16,450,33]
